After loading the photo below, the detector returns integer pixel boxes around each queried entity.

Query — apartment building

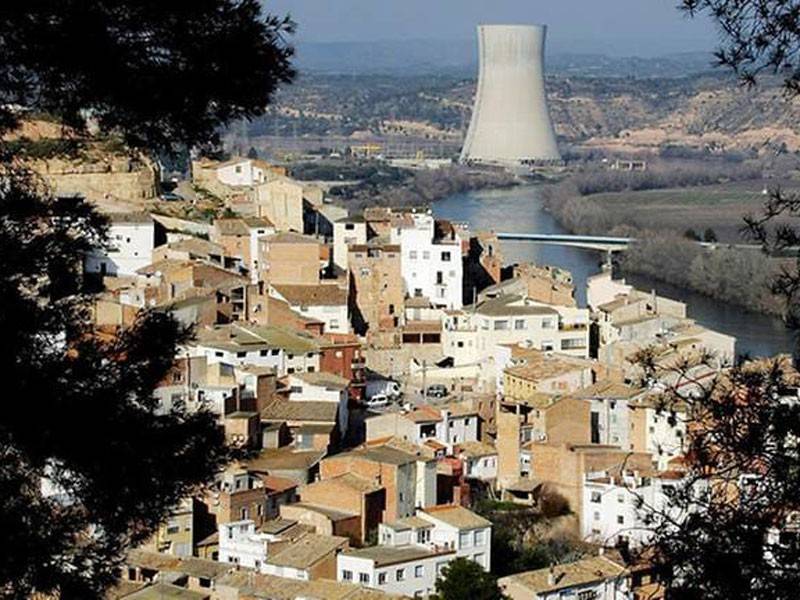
[348,242,404,340]
[365,403,480,453]
[333,215,367,271]
[211,217,275,282]
[258,232,322,286]
[499,554,631,600]
[442,294,590,380]
[85,213,154,276]
[321,443,437,522]
[271,283,349,334]
[389,211,464,310]
[189,324,321,376]
[582,467,691,549]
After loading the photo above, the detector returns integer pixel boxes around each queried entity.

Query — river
[434,185,796,358]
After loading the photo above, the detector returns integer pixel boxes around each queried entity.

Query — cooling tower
[460,25,561,166]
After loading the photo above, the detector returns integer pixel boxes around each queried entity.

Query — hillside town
[23,136,774,600]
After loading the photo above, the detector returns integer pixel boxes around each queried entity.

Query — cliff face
[32,154,159,203]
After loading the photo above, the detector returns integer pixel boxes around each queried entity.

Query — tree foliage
[637,353,800,600]
[681,0,800,94]
[0,0,295,149]
[434,558,507,600]
[0,1,295,597]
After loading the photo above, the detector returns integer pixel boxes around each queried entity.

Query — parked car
[365,394,389,408]
[366,378,402,400]
[159,191,184,202]
[426,384,448,399]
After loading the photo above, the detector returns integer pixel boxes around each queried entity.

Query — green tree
[684,228,701,241]
[703,227,718,243]
[0,1,295,597]
[247,146,260,159]
[434,558,507,600]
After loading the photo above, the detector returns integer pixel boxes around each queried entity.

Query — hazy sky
[264,0,719,56]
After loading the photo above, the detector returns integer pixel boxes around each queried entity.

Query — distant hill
[292,39,717,79]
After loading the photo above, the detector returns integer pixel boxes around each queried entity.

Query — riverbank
[433,185,796,357]
[540,177,791,318]
[324,163,517,211]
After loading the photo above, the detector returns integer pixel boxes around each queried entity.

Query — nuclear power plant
[460,24,561,168]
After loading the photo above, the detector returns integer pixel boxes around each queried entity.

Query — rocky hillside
[243,72,800,157]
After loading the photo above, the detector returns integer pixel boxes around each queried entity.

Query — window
[236,351,247,358]
[215,351,224,358]
[396,568,405,581]
[578,591,598,600]
[240,507,248,520]
[360,573,370,584]
[617,494,624,503]
[415,565,424,578]
[342,570,353,581]
[591,491,601,503]
[441,251,451,262]
[514,319,526,330]
[494,320,509,331]
[459,531,471,548]
[542,318,555,329]
[594,511,600,521]
[474,529,485,546]
[422,251,430,260]
[409,251,418,259]
[417,529,430,544]
[617,515,624,524]
[260,349,268,357]
[378,572,387,585]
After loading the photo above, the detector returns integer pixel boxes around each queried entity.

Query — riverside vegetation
[541,161,793,316]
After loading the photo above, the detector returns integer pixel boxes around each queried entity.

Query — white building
[214,157,271,187]
[218,520,271,569]
[332,216,367,271]
[365,403,480,453]
[582,468,693,549]
[271,284,349,334]
[287,372,350,437]
[442,294,590,383]
[575,381,645,449]
[455,441,498,482]
[219,519,348,581]
[188,324,321,377]
[339,504,492,597]
[338,545,454,598]
[499,555,631,600]
[390,211,463,310]
[85,213,155,276]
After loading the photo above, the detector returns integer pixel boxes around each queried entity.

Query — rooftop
[263,231,320,245]
[195,324,320,354]
[343,544,454,568]
[245,447,326,472]
[123,583,209,600]
[421,505,491,530]
[466,294,559,317]
[292,371,350,389]
[261,400,338,424]
[499,555,626,594]
[455,440,497,458]
[574,380,645,401]
[266,533,348,569]
[273,283,348,307]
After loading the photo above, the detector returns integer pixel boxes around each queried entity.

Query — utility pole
[421,359,427,402]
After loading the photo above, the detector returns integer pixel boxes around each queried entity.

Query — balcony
[559,322,588,331]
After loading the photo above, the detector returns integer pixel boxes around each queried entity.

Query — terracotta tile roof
[574,380,645,400]
[263,231,319,245]
[245,447,326,472]
[455,440,497,458]
[123,583,209,600]
[405,405,442,423]
[266,533,348,569]
[261,400,338,424]
[263,475,298,494]
[273,284,348,307]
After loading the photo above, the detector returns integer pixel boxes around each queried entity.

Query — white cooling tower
[460,24,561,166]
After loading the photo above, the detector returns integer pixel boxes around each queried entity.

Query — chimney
[598,546,605,556]
[547,566,555,586]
